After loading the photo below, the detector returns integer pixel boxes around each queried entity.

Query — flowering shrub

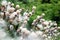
[0,0,60,40]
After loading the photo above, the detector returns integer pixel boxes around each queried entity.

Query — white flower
[5,12,9,15]
[23,20,27,24]
[9,14,15,19]
[16,10,20,14]
[1,0,7,6]
[51,27,55,30]
[37,16,40,19]
[41,13,45,16]
[0,18,7,28]
[24,30,30,36]
[16,5,20,9]
[23,12,28,16]
[44,27,49,29]
[58,27,60,29]
[0,12,4,16]
[35,31,43,36]
[42,34,47,38]
[19,27,23,30]
[11,7,15,12]
[12,12,17,16]
[42,21,49,26]
[57,33,60,35]
[21,28,27,33]
[54,23,57,26]
[40,19,45,22]
[37,24,44,30]
[12,18,19,25]
[17,27,23,32]
[9,25,14,30]
[8,2,11,5]
[49,21,53,26]
[6,4,11,11]
[45,29,49,33]
[54,34,57,36]
[19,9,22,12]
[49,20,52,23]
[8,7,15,13]
[33,19,36,22]
[23,12,29,21]
[32,6,36,10]
[32,23,35,25]
[48,36,51,39]
[54,29,57,32]
[29,12,32,16]
[18,15,23,22]
[11,3,14,6]
[45,38,48,40]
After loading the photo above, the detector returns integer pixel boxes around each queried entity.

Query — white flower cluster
[32,13,60,40]
[0,0,36,31]
[0,0,60,40]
